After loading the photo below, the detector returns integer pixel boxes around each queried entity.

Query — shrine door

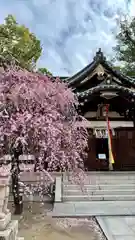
[85,129,109,171]
[113,128,135,171]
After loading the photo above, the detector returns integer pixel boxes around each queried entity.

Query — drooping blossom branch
[0,66,88,193]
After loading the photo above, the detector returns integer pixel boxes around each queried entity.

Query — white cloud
[0,0,133,75]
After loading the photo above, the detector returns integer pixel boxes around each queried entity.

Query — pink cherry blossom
[0,67,88,192]
[0,164,11,177]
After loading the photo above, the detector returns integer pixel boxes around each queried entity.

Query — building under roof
[65,48,135,171]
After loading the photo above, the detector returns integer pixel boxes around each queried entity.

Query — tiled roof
[67,48,135,88]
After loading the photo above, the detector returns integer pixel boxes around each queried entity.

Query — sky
[0,0,134,76]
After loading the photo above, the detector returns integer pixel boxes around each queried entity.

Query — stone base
[0,220,18,240]
[0,212,11,231]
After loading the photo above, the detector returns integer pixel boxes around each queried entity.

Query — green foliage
[0,14,42,70]
[113,65,126,74]
[113,66,121,71]
[114,17,135,77]
[38,67,52,76]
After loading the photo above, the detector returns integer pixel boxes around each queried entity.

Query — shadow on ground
[8,202,105,240]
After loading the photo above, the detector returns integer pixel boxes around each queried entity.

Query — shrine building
[67,48,135,171]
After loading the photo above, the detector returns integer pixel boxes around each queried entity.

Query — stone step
[65,175,135,178]
[63,189,135,196]
[89,174,135,178]
[63,194,135,201]
[64,173,135,179]
[65,175,135,179]
[63,171,135,177]
[63,184,135,190]
[64,179,135,184]
[85,171,135,175]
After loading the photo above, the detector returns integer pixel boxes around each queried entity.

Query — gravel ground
[8,202,106,240]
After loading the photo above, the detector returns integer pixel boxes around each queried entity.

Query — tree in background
[38,67,52,76]
[0,15,42,71]
[114,17,135,77]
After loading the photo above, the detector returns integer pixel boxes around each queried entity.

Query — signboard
[98,154,106,159]
[94,128,115,138]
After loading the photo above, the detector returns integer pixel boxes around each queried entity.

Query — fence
[0,154,58,214]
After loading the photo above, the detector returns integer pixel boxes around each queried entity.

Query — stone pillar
[55,176,61,202]
[0,164,22,240]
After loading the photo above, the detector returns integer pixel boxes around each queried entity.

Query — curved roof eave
[67,60,98,87]
[67,48,135,88]
[102,61,135,87]
[77,84,135,100]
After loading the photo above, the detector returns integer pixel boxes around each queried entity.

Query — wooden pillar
[112,129,120,171]
[133,109,135,128]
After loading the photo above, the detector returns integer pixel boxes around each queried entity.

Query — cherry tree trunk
[11,145,23,215]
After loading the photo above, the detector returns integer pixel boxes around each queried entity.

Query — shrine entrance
[85,128,110,171]
[96,138,109,162]
[95,138,109,170]
[85,126,135,171]
[67,48,135,171]
[80,98,135,171]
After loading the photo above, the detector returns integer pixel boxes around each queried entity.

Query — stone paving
[51,201,135,217]
[51,201,135,240]
[53,173,135,239]
[97,216,135,240]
